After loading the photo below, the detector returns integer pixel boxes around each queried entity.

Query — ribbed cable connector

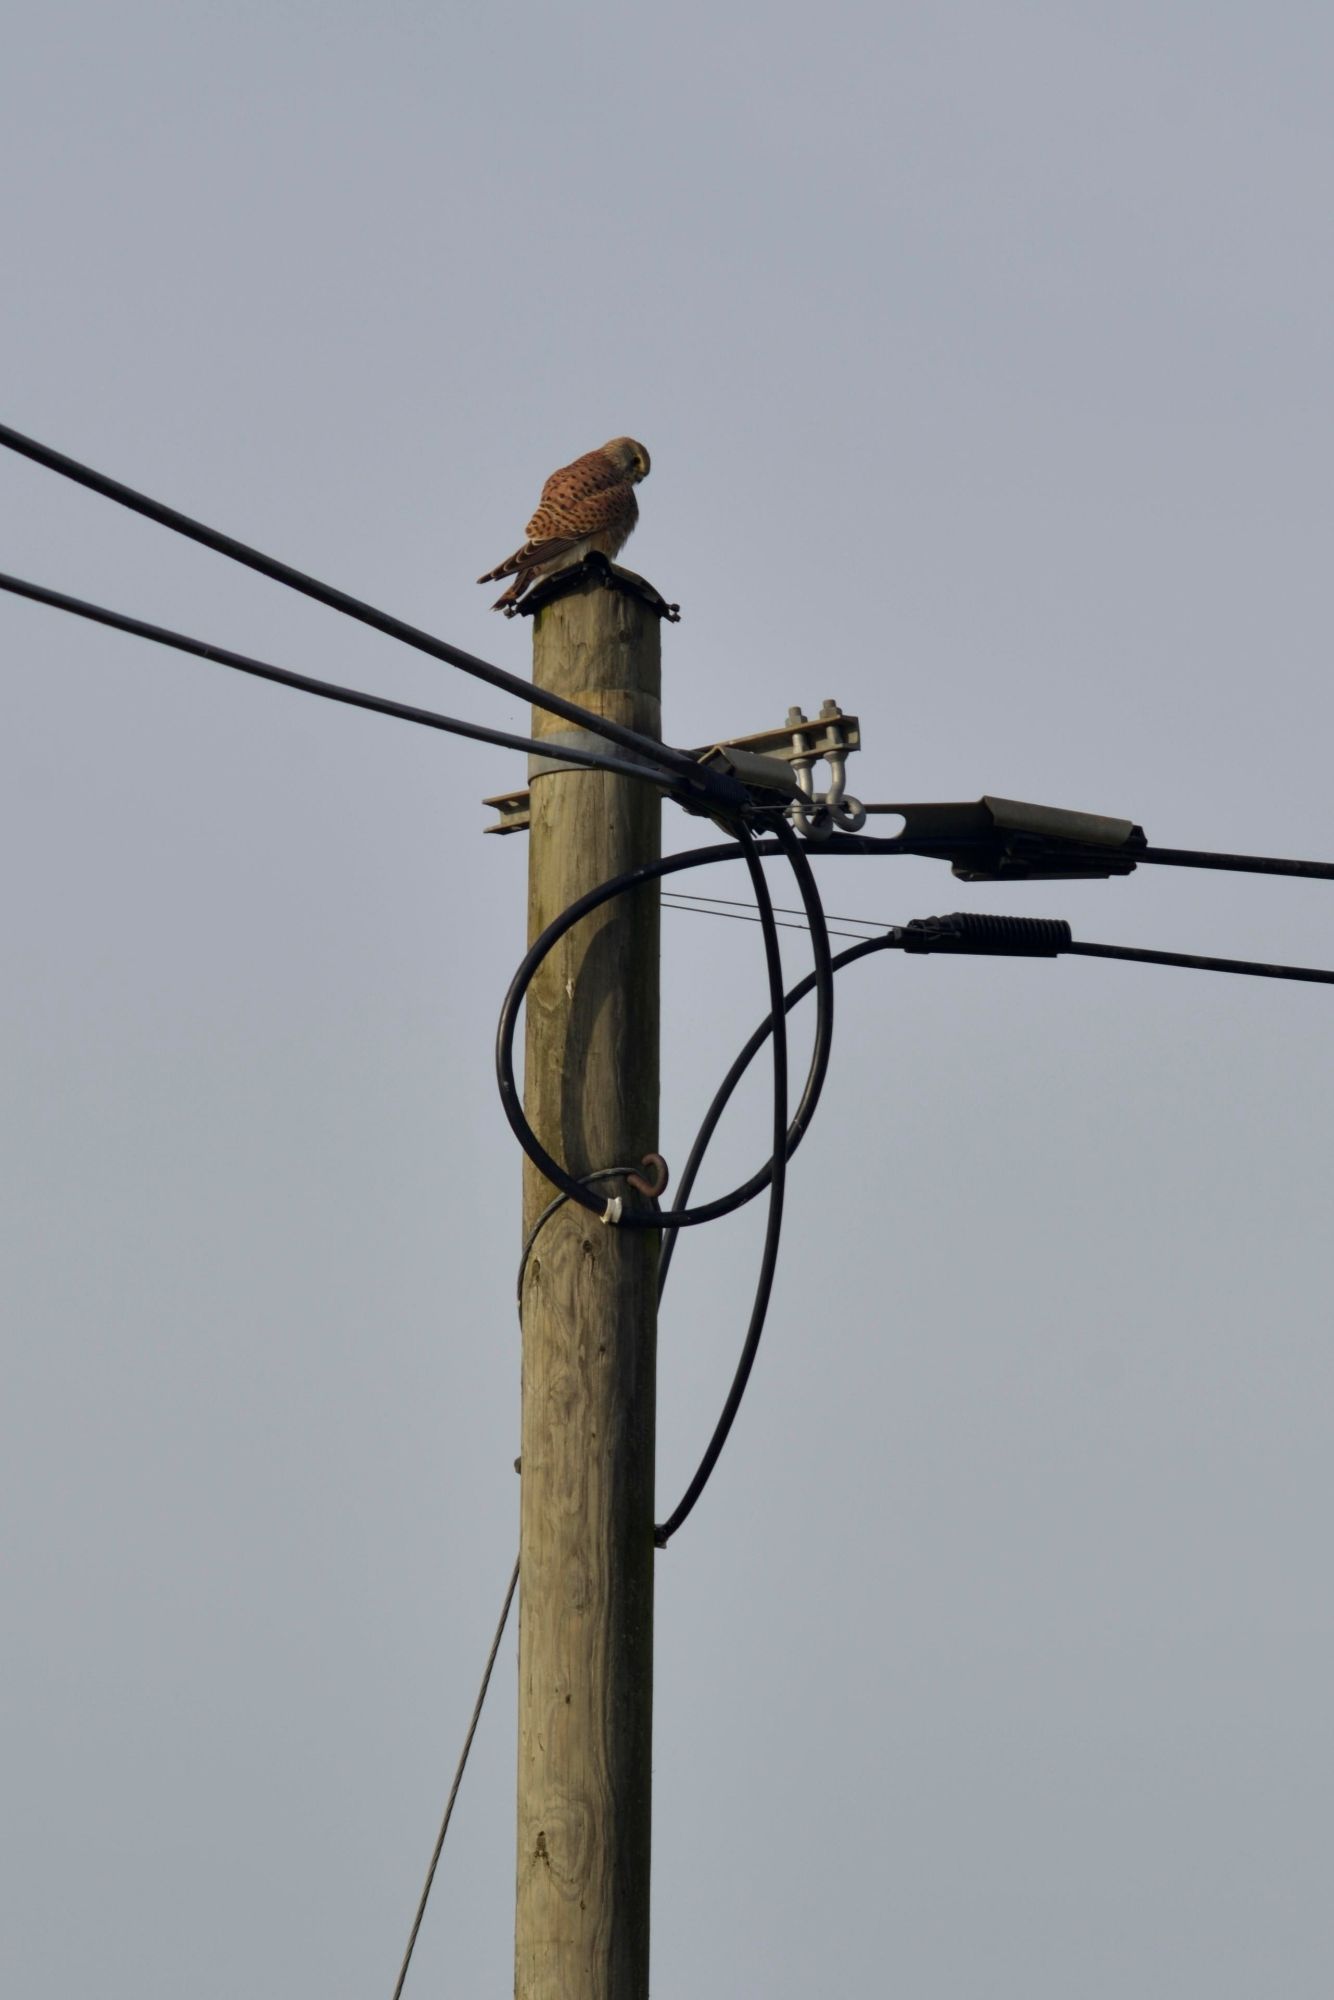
[899,911,1073,955]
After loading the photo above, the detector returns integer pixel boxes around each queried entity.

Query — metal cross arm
[690,700,865,835]
[484,699,863,835]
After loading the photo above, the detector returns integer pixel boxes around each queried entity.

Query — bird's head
[605,437,651,483]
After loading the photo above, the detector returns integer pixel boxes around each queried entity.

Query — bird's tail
[490,577,528,610]
[476,554,522,584]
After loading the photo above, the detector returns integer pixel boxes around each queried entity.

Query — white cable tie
[601,1195,624,1226]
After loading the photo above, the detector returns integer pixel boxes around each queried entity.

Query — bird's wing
[537,447,624,505]
[525,480,637,542]
[477,535,586,585]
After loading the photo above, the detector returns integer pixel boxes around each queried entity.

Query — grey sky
[3,3,1333,1994]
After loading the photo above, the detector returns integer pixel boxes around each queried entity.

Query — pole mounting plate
[506,552,681,623]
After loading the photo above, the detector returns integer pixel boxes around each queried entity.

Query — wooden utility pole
[515,574,662,2000]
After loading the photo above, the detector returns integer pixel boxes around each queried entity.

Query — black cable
[660,895,1333,1306]
[495,828,835,1232]
[390,1552,519,2000]
[654,834,791,1545]
[505,873,1331,1543]
[0,420,746,814]
[830,823,1334,883]
[653,904,1333,1536]
[1066,939,1334,983]
[21,553,1326,978]
[656,929,892,1297]
[655,935,898,1548]
[0,570,686,790]
[1135,844,1334,882]
[652,904,1333,1540]
[497,824,829,1542]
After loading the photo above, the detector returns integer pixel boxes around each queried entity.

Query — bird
[477,437,651,610]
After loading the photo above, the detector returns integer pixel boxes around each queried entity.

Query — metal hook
[830,794,867,833]
[823,745,848,809]
[787,799,834,841]
[625,1152,670,1198]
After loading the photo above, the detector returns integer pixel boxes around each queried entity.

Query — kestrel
[477,436,651,610]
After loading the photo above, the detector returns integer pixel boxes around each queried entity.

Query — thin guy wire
[0,420,739,807]
[390,1554,520,2000]
[663,895,1334,983]
[0,571,685,791]
[663,888,889,929]
[662,895,878,941]
[655,931,887,1305]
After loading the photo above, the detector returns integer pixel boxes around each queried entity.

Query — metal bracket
[506,551,681,623]
[774,700,866,839]
[484,784,537,835]
[483,698,864,836]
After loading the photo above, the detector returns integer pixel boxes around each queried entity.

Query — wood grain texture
[516,583,661,2000]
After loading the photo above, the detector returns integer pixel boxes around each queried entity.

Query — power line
[1136,844,1334,882]
[847,817,1334,883]
[15,416,1331,1980]
[0,420,745,813]
[1065,938,1334,984]
[11,419,1332,862]
[0,570,687,791]
[12,421,1332,861]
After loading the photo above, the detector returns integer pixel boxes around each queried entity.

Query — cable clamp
[900,911,1073,955]
[782,701,867,837]
[601,1195,624,1225]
